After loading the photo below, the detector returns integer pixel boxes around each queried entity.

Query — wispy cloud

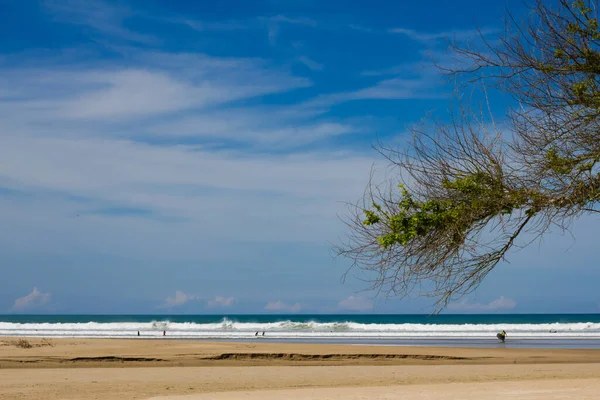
[147,116,357,146]
[337,295,373,311]
[263,14,317,46]
[207,296,235,308]
[389,27,498,44]
[178,15,317,36]
[0,44,436,259]
[0,135,374,254]
[303,75,445,110]
[361,49,465,79]
[0,48,398,150]
[268,15,317,27]
[297,56,323,71]
[351,77,441,100]
[361,64,419,77]
[0,56,316,150]
[264,300,304,312]
[179,19,249,32]
[0,5,420,267]
[447,296,517,312]
[348,24,373,33]
[6,54,310,123]
[44,0,155,44]
[13,288,52,312]
[267,23,280,46]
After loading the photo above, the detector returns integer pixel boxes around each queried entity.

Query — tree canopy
[337,0,600,310]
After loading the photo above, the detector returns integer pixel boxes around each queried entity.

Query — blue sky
[1,0,598,314]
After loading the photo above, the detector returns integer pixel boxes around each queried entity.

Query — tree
[337,0,600,310]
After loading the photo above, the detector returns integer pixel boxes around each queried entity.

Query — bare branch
[336,0,600,312]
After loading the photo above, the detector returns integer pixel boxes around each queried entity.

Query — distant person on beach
[163,330,166,336]
[262,331,265,336]
[497,330,506,342]
[137,331,140,336]
[255,331,258,336]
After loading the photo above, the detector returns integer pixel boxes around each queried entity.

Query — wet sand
[1,337,599,399]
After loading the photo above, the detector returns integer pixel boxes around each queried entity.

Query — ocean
[2,314,600,349]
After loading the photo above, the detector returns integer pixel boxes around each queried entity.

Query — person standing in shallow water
[497,330,506,342]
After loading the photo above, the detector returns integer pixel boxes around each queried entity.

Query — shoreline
[3,334,600,350]
[3,336,600,369]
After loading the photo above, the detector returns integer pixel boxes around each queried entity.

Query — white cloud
[162,291,197,308]
[267,15,317,27]
[45,0,155,44]
[146,114,357,145]
[263,15,316,46]
[0,50,375,246]
[389,27,498,44]
[361,63,430,77]
[0,134,372,213]
[207,296,235,308]
[297,56,323,71]
[176,14,317,39]
[264,300,304,312]
[351,77,442,100]
[348,24,373,33]
[0,135,376,260]
[302,74,445,110]
[179,19,249,32]
[267,23,280,46]
[447,296,517,312]
[0,50,436,146]
[62,69,205,120]
[13,288,52,312]
[0,47,409,261]
[337,295,373,311]
[5,55,310,123]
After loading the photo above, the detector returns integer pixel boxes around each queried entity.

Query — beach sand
[1,337,600,399]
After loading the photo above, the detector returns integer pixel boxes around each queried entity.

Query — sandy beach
[1,337,600,399]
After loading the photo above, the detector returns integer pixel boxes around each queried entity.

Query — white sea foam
[1,319,600,340]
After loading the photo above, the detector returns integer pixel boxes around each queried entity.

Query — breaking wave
[1,318,600,340]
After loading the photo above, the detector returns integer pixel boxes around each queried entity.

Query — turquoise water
[2,314,600,348]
